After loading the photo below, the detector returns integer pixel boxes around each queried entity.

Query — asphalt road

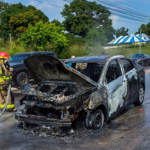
[0,67,150,150]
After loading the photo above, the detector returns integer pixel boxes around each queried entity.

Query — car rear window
[131,54,144,58]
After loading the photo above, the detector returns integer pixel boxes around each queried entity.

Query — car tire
[15,72,29,87]
[86,109,104,130]
[134,85,145,106]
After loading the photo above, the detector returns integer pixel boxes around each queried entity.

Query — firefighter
[0,52,16,112]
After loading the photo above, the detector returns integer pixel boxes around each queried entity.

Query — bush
[18,21,68,58]
[0,39,33,56]
[64,43,87,58]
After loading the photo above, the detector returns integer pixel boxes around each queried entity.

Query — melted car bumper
[15,113,72,127]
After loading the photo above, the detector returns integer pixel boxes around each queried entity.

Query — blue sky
[3,0,150,35]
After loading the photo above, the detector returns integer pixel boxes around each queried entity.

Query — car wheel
[86,110,104,130]
[134,85,145,106]
[15,72,29,87]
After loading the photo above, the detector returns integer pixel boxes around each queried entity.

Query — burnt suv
[16,55,145,129]
[9,52,56,86]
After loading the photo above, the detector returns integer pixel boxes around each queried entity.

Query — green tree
[115,27,129,38]
[0,1,10,37]
[65,33,85,45]
[0,1,9,17]
[135,24,146,34]
[51,19,62,27]
[0,3,48,39]
[18,21,68,58]
[86,27,107,46]
[61,0,114,39]
[9,9,45,35]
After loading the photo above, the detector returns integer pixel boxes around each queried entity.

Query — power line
[114,20,146,24]
[114,0,150,14]
[97,0,150,18]
[30,0,63,8]
[96,0,149,20]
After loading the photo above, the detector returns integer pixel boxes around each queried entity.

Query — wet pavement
[0,67,150,150]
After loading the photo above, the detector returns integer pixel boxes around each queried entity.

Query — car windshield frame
[11,54,32,62]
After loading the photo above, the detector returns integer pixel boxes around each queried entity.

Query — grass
[104,44,150,57]
[0,39,33,56]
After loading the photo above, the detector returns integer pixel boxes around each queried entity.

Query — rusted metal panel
[105,75,127,117]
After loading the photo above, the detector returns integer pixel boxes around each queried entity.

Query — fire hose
[0,84,11,117]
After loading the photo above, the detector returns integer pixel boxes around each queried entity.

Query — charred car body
[16,55,145,129]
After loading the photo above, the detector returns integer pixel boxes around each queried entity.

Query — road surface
[0,67,150,150]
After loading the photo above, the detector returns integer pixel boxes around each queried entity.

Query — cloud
[110,14,119,25]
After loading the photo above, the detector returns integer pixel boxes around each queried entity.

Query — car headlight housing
[10,67,14,71]
[9,68,14,75]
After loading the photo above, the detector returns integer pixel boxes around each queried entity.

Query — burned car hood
[24,55,98,88]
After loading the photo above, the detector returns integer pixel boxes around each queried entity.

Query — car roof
[14,52,55,55]
[132,53,146,55]
[65,55,116,63]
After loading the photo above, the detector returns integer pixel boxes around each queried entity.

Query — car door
[120,58,138,104]
[104,59,128,117]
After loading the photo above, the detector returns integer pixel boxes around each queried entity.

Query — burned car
[16,55,145,129]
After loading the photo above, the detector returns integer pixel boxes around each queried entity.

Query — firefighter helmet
[0,52,9,59]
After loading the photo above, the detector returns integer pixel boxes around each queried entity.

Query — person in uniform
[0,52,16,112]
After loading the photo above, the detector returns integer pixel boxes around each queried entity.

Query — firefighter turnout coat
[0,58,15,110]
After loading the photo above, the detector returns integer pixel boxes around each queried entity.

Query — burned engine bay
[18,80,95,126]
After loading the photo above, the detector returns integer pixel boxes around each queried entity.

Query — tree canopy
[9,9,46,35]
[136,23,150,36]
[0,3,48,39]
[115,27,129,38]
[0,1,10,14]
[18,21,68,57]
[61,0,114,40]
[86,27,107,46]
[51,19,62,27]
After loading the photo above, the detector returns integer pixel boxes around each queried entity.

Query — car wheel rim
[20,76,27,84]
[93,111,102,129]
[139,87,144,103]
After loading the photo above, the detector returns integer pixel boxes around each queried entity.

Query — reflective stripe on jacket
[0,104,15,109]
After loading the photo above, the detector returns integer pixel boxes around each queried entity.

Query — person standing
[67,55,75,67]
[0,52,16,112]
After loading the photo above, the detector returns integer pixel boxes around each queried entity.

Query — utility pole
[139,28,141,53]
[9,33,11,51]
